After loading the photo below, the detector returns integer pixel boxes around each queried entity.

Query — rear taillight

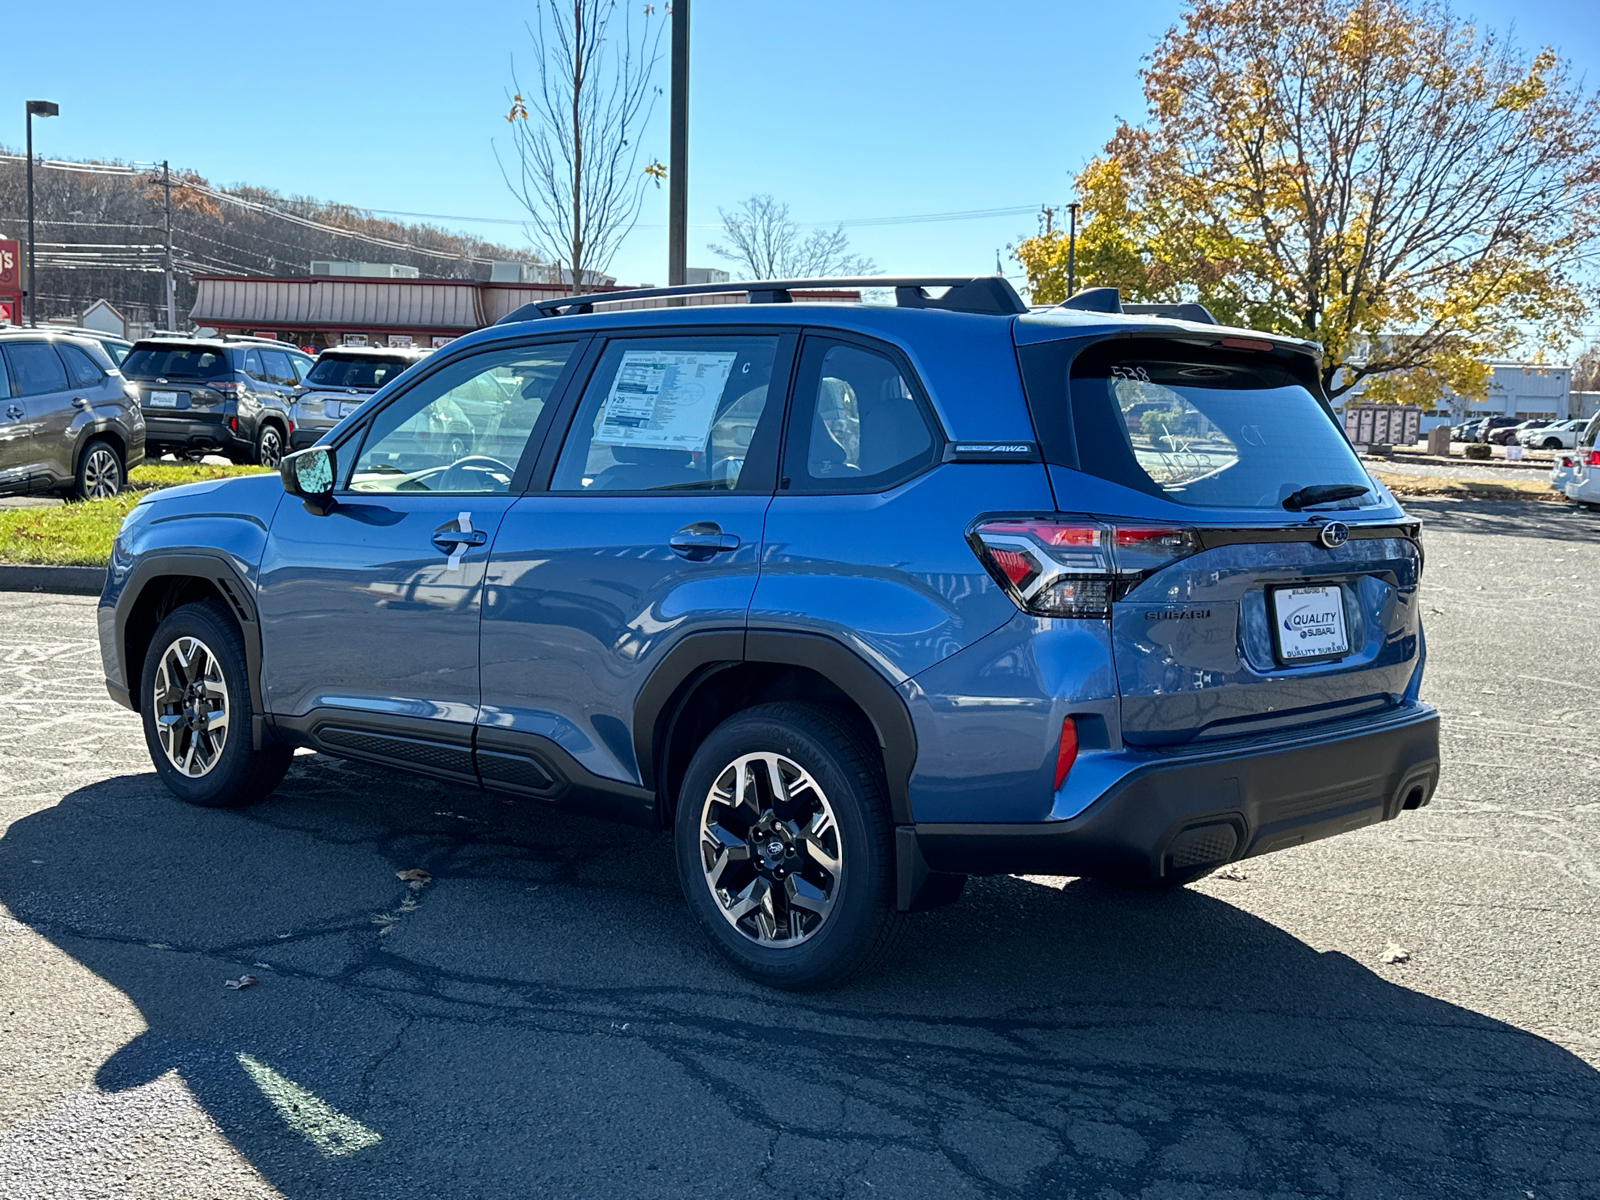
[212,380,240,396]
[1587,450,1600,467]
[969,516,1199,618]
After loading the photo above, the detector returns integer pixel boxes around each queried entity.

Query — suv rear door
[1017,332,1423,747]
[478,331,795,804]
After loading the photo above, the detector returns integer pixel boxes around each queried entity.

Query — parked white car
[1551,451,1581,492]
[1522,418,1585,450]
[1562,414,1600,506]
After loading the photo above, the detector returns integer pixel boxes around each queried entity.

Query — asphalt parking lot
[1,497,1598,1199]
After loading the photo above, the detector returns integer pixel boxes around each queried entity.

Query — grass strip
[1370,471,1568,504]
[0,463,270,566]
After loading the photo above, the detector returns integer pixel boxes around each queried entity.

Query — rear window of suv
[1029,338,1376,511]
[305,355,413,390]
[122,345,230,380]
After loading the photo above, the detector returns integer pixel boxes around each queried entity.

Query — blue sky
[2,0,1596,294]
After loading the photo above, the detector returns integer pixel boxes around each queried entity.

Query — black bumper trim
[913,706,1440,883]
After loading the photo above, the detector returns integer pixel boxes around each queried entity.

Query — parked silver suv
[0,329,145,499]
[288,346,428,450]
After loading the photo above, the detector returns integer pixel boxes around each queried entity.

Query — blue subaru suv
[98,276,1439,989]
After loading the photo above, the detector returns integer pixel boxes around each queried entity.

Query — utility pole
[162,161,176,332]
[667,0,689,286]
[1066,201,1081,298]
[24,100,60,327]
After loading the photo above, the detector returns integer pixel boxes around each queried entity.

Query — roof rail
[495,275,1028,324]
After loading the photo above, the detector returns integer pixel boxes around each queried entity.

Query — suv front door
[478,332,794,812]
[255,339,582,782]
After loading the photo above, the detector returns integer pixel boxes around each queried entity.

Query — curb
[0,564,107,596]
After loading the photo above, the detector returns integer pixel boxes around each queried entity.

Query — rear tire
[74,438,123,501]
[139,600,291,808]
[254,424,285,469]
[674,703,902,990]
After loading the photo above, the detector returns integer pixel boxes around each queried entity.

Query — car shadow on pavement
[3,754,1598,1199]
[1405,496,1600,545]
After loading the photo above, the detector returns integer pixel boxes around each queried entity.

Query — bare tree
[709,195,877,280]
[497,0,665,293]
[1575,342,1600,394]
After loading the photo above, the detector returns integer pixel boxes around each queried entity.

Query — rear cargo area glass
[1067,340,1376,511]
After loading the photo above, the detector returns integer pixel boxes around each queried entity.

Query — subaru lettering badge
[1318,521,1350,549]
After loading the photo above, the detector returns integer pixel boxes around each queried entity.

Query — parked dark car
[288,346,429,450]
[1474,416,1521,443]
[100,275,1439,989]
[1489,418,1549,445]
[0,328,145,499]
[120,337,314,467]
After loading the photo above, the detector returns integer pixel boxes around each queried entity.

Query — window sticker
[594,350,737,450]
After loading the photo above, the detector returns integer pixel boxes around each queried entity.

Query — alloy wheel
[258,428,283,468]
[152,636,230,777]
[82,446,121,499]
[698,752,842,947]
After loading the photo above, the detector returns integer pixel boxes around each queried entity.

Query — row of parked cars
[0,325,428,500]
[1451,415,1587,448]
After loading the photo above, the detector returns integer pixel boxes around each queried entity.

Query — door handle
[71,397,89,410]
[433,512,487,569]
[670,522,741,561]
[4,405,22,420]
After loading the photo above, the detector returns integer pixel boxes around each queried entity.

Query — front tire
[139,600,291,807]
[74,439,123,501]
[674,703,902,990]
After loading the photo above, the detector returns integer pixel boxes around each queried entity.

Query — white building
[1337,360,1573,419]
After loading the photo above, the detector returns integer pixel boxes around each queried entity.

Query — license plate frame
[1269,584,1350,665]
[147,390,180,408]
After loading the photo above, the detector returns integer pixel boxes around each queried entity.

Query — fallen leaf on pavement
[1381,942,1411,965]
[396,869,432,884]
[224,975,259,990]
[1214,865,1248,881]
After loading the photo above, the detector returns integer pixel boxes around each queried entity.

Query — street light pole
[24,100,60,328]
[667,0,689,287]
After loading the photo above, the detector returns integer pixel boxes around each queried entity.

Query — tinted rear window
[122,345,230,380]
[305,355,414,390]
[1052,339,1376,511]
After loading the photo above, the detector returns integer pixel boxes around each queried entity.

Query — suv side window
[3,343,70,396]
[288,351,314,381]
[784,337,939,493]
[260,349,296,386]
[551,335,785,493]
[348,341,578,495]
[59,344,105,389]
[243,349,265,380]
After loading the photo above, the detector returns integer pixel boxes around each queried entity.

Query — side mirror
[279,445,336,515]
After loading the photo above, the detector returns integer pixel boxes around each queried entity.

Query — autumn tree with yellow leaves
[1014,0,1600,402]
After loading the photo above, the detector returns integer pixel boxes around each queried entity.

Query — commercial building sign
[0,238,20,324]
[0,239,19,291]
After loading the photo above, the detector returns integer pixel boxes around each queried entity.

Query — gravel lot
[2,497,1598,1199]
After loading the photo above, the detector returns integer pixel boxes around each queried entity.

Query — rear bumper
[143,413,249,456]
[912,703,1440,884]
[289,422,333,451]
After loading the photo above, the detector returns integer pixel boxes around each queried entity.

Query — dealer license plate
[147,390,179,408]
[1270,585,1349,663]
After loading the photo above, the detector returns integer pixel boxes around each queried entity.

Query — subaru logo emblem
[1318,522,1350,549]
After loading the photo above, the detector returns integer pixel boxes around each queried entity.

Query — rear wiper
[1281,483,1370,511]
